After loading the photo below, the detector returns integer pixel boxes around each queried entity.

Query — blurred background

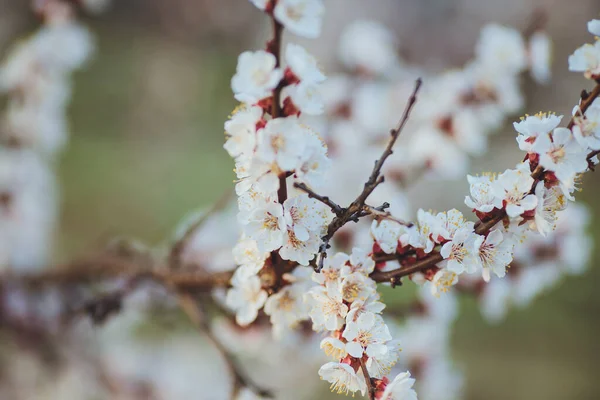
[1,0,600,399]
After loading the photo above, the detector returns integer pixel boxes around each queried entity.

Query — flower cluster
[307,249,416,399]
[0,0,94,271]
[225,0,334,334]
[220,2,598,399]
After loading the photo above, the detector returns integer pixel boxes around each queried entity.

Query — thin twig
[362,204,414,227]
[313,78,423,271]
[293,182,344,215]
[359,358,375,400]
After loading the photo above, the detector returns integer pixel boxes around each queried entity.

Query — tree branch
[370,82,600,284]
[359,358,375,400]
[313,78,422,271]
[176,293,273,398]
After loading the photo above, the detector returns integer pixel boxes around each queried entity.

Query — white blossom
[492,164,538,218]
[380,372,418,400]
[274,0,324,39]
[588,19,600,36]
[320,337,348,360]
[531,183,567,236]
[532,127,589,184]
[243,201,286,252]
[285,43,325,83]
[465,174,497,213]
[307,286,348,331]
[318,362,366,396]
[475,229,515,282]
[440,228,482,275]
[568,41,600,79]
[513,112,562,152]
[231,50,283,104]
[572,99,600,150]
[226,267,268,326]
[342,313,392,358]
[224,105,262,159]
[256,117,308,172]
[284,81,324,115]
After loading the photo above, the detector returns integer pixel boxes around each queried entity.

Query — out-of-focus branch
[176,293,273,399]
[0,254,234,292]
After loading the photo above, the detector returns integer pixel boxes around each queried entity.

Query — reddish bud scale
[255,118,267,131]
[373,377,389,400]
[264,0,275,14]
[527,152,540,166]
[437,116,454,136]
[283,67,301,86]
[257,97,273,114]
[282,96,301,117]
[543,171,559,187]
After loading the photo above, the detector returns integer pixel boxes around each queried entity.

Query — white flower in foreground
[342,247,376,276]
[532,127,589,183]
[475,229,515,282]
[339,272,377,303]
[284,194,330,240]
[294,130,331,187]
[284,81,324,115]
[380,372,418,400]
[492,164,538,218]
[532,183,567,236]
[409,209,447,253]
[320,337,348,360]
[345,294,386,324]
[476,23,527,74]
[264,282,308,337]
[338,20,400,75]
[568,41,600,79]
[226,269,268,326]
[342,313,391,358]
[513,112,562,152]
[248,0,269,11]
[307,286,348,331]
[440,228,483,275]
[371,219,403,254]
[529,31,552,84]
[243,201,286,252]
[231,50,282,104]
[435,209,471,241]
[366,340,401,379]
[589,19,600,36]
[279,228,319,265]
[430,269,459,296]
[318,362,366,396]
[224,105,262,158]
[285,43,325,83]
[313,252,348,289]
[572,99,600,150]
[465,174,497,213]
[256,117,308,172]
[274,0,324,39]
